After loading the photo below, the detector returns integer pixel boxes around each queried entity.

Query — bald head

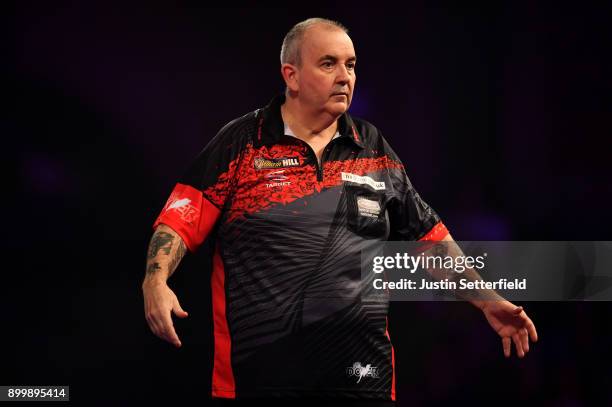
[280,18,349,68]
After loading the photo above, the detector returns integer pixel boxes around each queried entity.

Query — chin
[327,102,348,116]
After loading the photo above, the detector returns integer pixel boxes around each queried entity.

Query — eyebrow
[317,54,357,63]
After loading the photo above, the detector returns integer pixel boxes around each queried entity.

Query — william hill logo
[254,156,301,170]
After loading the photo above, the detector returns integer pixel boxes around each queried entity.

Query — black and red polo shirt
[153,93,449,402]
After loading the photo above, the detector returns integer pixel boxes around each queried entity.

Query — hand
[143,280,189,348]
[481,300,538,358]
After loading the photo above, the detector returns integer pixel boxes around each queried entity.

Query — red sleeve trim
[418,221,449,242]
[153,183,221,252]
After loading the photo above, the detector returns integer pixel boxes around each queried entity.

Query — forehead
[301,25,355,61]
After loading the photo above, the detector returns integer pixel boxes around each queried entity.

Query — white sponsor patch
[164,196,199,223]
[341,172,386,190]
[357,197,381,218]
[167,198,191,210]
[346,362,380,383]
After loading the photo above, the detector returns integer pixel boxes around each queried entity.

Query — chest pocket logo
[356,197,382,218]
[344,183,389,239]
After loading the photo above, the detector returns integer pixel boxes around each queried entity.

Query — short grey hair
[280,18,349,67]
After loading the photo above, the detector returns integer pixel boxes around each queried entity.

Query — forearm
[430,234,505,309]
[143,224,187,287]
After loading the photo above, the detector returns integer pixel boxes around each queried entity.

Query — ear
[281,63,299,93]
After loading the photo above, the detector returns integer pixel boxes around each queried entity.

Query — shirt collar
[284,122,341,140]
[254,92,364,149]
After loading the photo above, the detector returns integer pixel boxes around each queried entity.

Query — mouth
[332,93,348,98]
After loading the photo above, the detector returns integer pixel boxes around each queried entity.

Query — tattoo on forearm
[433,242,447,257]
[146,262,161,275]
[145,227,187,280]
[147,231,174,259]
[168,239,187,275]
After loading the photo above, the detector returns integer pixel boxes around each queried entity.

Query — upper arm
[377,130,450,242]
[152,119,247,253]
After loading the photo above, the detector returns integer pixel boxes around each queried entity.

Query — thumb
[173,301,189,318]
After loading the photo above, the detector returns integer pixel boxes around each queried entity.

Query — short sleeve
[380,132,449,242]
[153,121,245,252]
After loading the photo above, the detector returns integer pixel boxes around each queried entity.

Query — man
[142,18,538,406]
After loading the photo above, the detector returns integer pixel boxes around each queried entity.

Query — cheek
[312,79,330,96]
[304,75,324,92]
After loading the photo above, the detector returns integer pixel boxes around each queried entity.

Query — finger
[527,319,538,342]
[173,300,189,319]
[162,323,181,347]
[147,305,178,344]
[512,333,525,358]
[513,306,524,316]
[155,321,173,343]
[502,337,511,358]
[161,310,182,347]
[521,328,530,353]
[145,301,163,336]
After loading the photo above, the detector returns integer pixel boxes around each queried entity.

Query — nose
[336,64,352,85]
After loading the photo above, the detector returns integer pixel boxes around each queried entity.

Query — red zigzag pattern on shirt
[203,142,404,223]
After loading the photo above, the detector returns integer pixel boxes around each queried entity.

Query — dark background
[4,2,612,405]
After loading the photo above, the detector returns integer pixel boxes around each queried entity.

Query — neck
[281,94,340,140]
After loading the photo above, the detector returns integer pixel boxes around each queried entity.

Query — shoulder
[208,110,259,148]
[350,115,381,141]
[349,115,398,155]
[187,110,260,165]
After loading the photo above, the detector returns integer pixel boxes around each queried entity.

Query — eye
[322,61,334,68]
[347,62,356,70]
